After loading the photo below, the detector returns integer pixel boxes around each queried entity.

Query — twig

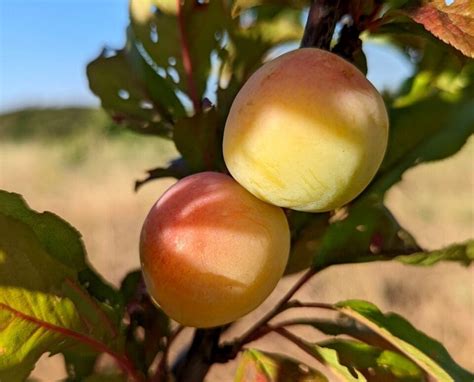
[300,0,342,49]
[272,326,328,367]
[216,268,319,361]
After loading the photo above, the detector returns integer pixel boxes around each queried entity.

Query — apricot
[223,48,389,212]
[140,172,290,328]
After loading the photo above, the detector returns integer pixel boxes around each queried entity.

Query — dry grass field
[0,110,472,380]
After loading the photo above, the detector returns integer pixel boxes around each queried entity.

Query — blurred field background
[0,108,472,380]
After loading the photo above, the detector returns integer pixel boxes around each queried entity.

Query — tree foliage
[1,0,473,381]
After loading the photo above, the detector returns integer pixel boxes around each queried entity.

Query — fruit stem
[240,268,318,343]
[216,267,320,361]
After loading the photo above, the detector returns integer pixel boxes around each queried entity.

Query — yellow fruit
[223,48,389,212]
[140,172,290,328]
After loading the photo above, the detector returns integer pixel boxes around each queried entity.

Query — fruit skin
[140,172,290,328]
[223,48,389,212]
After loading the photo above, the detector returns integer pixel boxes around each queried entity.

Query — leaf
[134,157,191,191]
[305,344,366,381]
[286,213,328,275]
[218,7,303,120]
[307,85,473,269]
[87,44,185,137]
[335,300,474,381]
[321,339,424,381]
[394,240,474,266]
[313,199,418,269]
[405,0,474,58]
[234,349,328,382]
[231,0,307,17]
[130,0,229,112]
[63,351,98,381]
[0,190,86,270]
[0,192,121,381]
[173,107,224,172]
[281,317,392,350]
[372,96,474,195]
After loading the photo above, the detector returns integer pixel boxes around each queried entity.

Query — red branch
[177,0,201,113]
[0,303,142,382]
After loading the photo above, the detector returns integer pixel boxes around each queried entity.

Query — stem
[300,0,342,49]
[273,326,313,354]
[217,268,319,361]
[0,303,143,382]
[176,0,201,113]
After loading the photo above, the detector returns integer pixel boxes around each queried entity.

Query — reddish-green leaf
[405,0,474,58]
[0,191,122,381]
[234,349,328,382]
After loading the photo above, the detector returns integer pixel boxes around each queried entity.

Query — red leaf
[406,0,474,58]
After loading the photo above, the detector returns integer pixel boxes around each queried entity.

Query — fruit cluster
[140,48,389,328]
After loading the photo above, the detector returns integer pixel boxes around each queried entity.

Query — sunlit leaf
[234,349,328,382]
[394,240,474,266]
[130,0,229,112]
[405,0,474,58]
[231,0,307,17]
[0,191,121,381]
[321,339,424,381]
[335,300,474,381]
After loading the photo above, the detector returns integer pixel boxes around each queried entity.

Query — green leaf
[218,7,303,120]
[130,0,229,111]
[0,192,121,381]
[234,349,328,382]
[63,351,98,382]
[335,300,474,381]
[321,339,424,381]
[173,107,224,172]
[0,191,86,271]
[372,96,474,195]
[305,344,366,381]
[231,0,307,17]
[394,240,474,266]
[286,213,328,275]
[313,198,418,268]
[404,0,474,58]
[134,158,191,191]
[87,45,184,137]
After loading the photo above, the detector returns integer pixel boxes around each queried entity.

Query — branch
[172,326,225,382]
[217,268,320,361]
[300,0,342,49]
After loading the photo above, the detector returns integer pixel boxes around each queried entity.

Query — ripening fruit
[140,172,290,328]
[223,48,389,212]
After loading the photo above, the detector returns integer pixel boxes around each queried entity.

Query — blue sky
[0,0,413,113]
